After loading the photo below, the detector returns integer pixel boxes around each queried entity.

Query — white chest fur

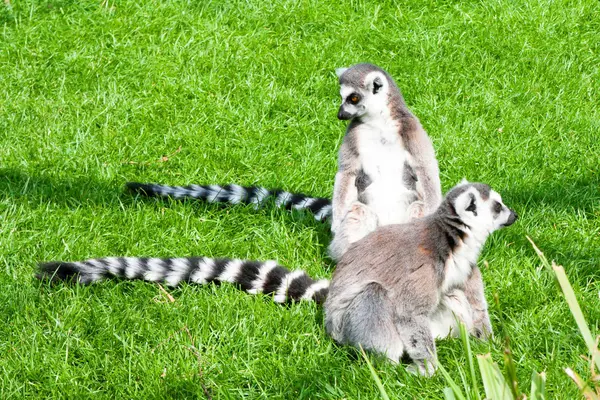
[356,119,414,225]
[441,232,482,293]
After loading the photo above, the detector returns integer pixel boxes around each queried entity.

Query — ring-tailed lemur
[127,64,442,261]
[328,63,441,259]
[121,66,496,341]
[37,181,513,342]
[37,181,516,373]
[325,182,518,375]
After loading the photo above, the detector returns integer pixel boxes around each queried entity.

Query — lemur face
[451,182,518,235]
[336,68,389,121]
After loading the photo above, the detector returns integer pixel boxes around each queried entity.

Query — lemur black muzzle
[337,107,353,120]
[504,209,518,226]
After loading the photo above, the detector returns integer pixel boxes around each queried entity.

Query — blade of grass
[444,387,458,400]
[477,354,512,400]
[528,237,600,372]
[553,263,600,373]
[526,236,552,271]
[437,358,468,400]
[459,322,482,400]
[565,368,598,400]
[530,370,546,400]
[503,342,521,398]
[358,345,391,400]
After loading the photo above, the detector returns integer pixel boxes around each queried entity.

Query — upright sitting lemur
[44,64,494,339]
[125,63,442,242]
[326,63,441,260]
[126,64,441,260]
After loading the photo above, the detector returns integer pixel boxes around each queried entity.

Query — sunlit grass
[1,0,598,398]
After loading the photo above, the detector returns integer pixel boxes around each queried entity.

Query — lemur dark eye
[493,201,503,214]
[466,194,477,215]
[348,93,361,104]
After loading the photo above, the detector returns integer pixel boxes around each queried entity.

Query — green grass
[1,0,599,398]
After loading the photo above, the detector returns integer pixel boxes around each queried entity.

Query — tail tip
[37,261,81,283]
[125,182,155,196]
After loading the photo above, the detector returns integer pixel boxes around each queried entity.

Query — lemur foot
[407,201,425,219]
[472,311,493,340]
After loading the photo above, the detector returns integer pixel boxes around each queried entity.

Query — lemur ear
[372,77,383,94]
[465,193,477,215]
[454,190,476,216]
[335,67,348,78]
[459,178,470,185]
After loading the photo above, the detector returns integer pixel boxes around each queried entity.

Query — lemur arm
[331,139,360,233]
[402,118,442,215]
[331,170,358,233]
[464,266,493,339]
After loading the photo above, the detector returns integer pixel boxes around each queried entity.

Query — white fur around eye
[490,191,503,204]
[340,85,356,99]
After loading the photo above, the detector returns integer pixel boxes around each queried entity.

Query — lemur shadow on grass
[498,176,599,278]
[507,177,599,216]
[0,168,336,274]
[0,168,129,208]
[126,186,337,268]
[4,167,596,275]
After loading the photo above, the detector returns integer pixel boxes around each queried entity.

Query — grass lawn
[1,0,599,398]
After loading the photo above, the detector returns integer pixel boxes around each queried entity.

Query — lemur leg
[407,200,425,219]
[327,201,378,261]
[463,266,493,339]
[337,282,404,363]
[395,314,437,376]
[430,289,474,339]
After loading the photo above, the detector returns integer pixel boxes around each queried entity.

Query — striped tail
[126,182,333,222]
[37,257,330,304]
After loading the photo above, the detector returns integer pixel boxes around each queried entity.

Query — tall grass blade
[477,354,512,400]
[530,370,546,400]
[444,387,458,400]
[528,237,600,395]
[565,368,598,400]
[358,345,391,400]
[459,322,482,400]
[503,342,521,398]
[526,236,552,271]
[552,263,600,373]
[438,358,468,400]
